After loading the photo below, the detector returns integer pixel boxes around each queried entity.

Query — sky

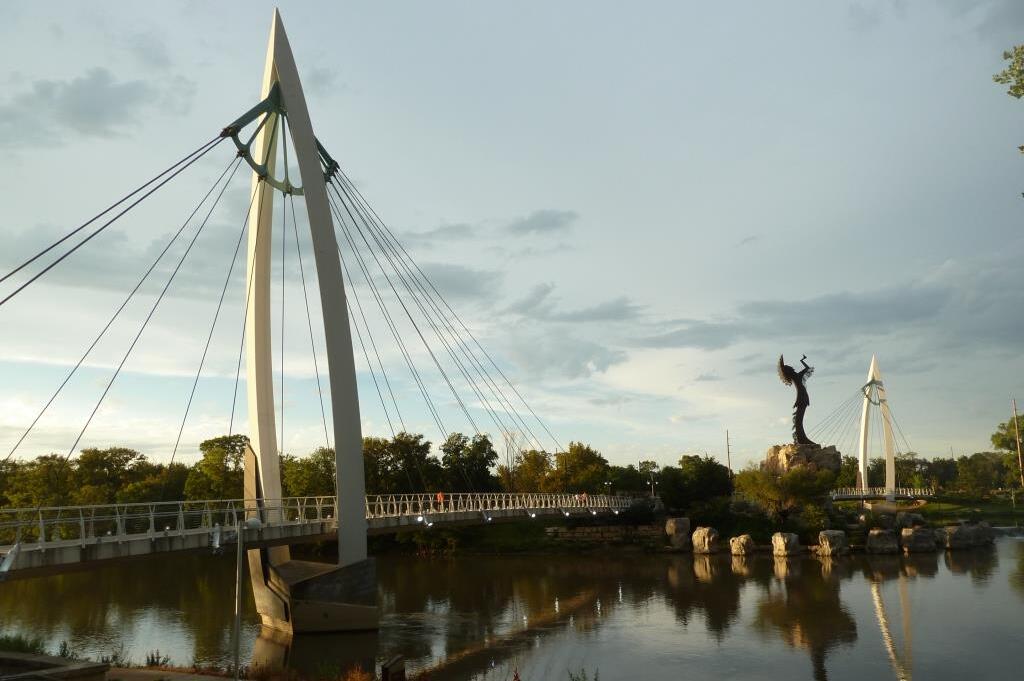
[1,1,1023,471]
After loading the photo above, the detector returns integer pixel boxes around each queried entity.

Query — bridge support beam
[243,9,376,634]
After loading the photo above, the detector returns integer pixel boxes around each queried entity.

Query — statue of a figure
[778,354,816,446]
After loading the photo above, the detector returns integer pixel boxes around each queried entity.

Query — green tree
[654,456,732,511]
[381,432,443,493]
[499,449,551,492]
[550,442,609,493]
[955,452,1004,497]
[834,456,859,488]
[282,447,336,497]
[362,436,394,495]
[3,454,73,507]
[925,457,958,490]
[638,460,659,477]
[607,464,644,495]
[183,435,247,500]
[440,433,499,492]
[117,462,190,503]
[678,455,732,499]
[994,45,1024,153]
[735,465,834,524]
[991,414,1024,488]
[894,452,929,488]
[656,466,687,508]
[73,447,147,505]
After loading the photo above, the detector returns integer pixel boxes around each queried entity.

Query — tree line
[0,431,734,510]
[1,414,1020,511]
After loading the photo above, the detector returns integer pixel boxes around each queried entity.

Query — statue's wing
[777,355,792,385]
[803,365,814,381]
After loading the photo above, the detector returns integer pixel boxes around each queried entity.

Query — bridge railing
[0,493,634,549]
[0,497,336,547]
[830,487,934,499]
[364,492,631,518]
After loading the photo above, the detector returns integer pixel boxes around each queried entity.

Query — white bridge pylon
[857,355,898,500]
[241,10,375,634]
[245,9,367,566]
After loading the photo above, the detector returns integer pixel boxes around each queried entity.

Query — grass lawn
[918,495,1024,526]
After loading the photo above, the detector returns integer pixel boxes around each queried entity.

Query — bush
[0,634,47,655]
[792,505,830,544]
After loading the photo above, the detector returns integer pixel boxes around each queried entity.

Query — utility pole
[725,430,732,475]
[1013,399,1023,490]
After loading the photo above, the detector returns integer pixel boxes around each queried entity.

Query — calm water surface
[2,540,1024,680]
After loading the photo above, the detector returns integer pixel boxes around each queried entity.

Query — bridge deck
[0,493,632,578]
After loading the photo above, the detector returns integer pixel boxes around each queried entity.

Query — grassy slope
[918,495,1024,526]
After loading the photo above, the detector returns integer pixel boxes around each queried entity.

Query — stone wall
[544,524,663,545]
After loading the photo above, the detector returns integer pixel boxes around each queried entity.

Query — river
[2,539,1023,680]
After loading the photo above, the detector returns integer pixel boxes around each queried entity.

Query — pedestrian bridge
[829,487,933,501]
[0,493,633,578]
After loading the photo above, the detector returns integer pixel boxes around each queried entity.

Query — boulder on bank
[729,534,755,556]
[763,443,841,475]
[772,532,802,556]
[866,528,899,554]
[665,517,691,550]
[692,526,720,554]
[818,530,849,556]
[900,526,938,553]
[942,522,995,550]
[895,511,926,529]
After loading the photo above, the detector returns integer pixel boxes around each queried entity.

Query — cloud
[0,68,189,147]
[416,262,501,301]
[502,329,627,380]
[737,235,760,247]
[401,222,476,247]
[305,66,346,97]
[847,0,906,32]
[505,209,578,236]
[552,297,642,322]
[123,31,172,70]
[694,372,721,382]
[504,283,642,322]
[972,0,1024,37]
[505,283,555,316]
[589,394,631,407]
[0,183,256,300]
[635,244,1024,359]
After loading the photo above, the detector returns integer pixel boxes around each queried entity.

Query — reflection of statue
[778,354,816,445]
[754,563,856,681]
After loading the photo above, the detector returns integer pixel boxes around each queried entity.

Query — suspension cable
[2,154,239,466]
[329,183,481,490]
[42,148,237,499]
[336,168,564,454]
[171,159,252,462]
[289,195,333,449]
[327,194,447,438]
[341,177,544,451]
[0,135,222,288]
[336,235,406,432]
[0,137,225,309]
[326,183,482,437]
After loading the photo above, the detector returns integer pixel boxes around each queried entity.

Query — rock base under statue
[762,443,841,475]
